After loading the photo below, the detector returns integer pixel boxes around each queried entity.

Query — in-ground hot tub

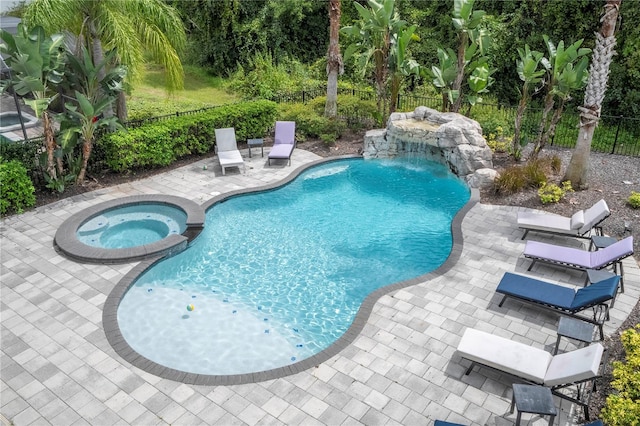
[55,195,205,263]
[0,111,39,133]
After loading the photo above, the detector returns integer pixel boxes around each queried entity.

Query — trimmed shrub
[307,95,378,129]
[602,325,640,426]
[0,157,36,215]
[277,103,346,143]
[127,98,212,121]
[628,191,640,209]
[538,181,573,204]
[101,100,277,172]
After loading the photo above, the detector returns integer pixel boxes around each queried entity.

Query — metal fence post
[611,116,622,154]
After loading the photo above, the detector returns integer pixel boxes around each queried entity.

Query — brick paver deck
[2,148,638,426]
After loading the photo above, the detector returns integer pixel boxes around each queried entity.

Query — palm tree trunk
[325,0,342,118]
[76,137,92,184]
[451,32,468,113]
[564,0,621,189]
[42,110,57,180]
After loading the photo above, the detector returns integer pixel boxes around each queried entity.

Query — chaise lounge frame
[458,328,608,421]
[517,199,610,240]
[524,236,633,292]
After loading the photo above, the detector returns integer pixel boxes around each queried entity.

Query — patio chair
[457,328,606,420]
[268,121,296,166]
[496,272,620,340]
[517,199,610,240]
[215,127,245,175]
[524,236,633,290]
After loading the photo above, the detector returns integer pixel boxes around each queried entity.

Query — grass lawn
[127,64,239,117]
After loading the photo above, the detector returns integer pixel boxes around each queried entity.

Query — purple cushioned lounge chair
[268,121,296,166]
[523,236,633,290]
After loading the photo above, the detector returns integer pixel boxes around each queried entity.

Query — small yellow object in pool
[187,304,195,312]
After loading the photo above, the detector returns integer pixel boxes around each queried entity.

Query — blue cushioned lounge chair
[496,272,620,340]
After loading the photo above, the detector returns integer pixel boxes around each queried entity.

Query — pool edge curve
[102,156,479,385]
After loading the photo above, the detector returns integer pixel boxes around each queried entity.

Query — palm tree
[325,0,343,118]
[564,0,622,189]
[23,0,186,121]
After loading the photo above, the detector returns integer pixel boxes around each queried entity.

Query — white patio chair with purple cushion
[268,121,296,166]
[523,236,633,289]
[517,199,610,240]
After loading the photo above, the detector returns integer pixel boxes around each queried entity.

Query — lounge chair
[457,328,606,420]
[524,236,633,290]
[496,272,620,339]
[268,121,296,166]
[517,199,610,240]
[215,127,245,175]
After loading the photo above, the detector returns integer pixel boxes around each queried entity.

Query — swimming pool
[110,157,472,381]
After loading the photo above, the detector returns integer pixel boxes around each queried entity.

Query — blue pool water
[117,158,470,375]
[77,204,187,248]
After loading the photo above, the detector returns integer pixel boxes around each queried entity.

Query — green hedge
[0,158,36,215]
[101,100,277,171]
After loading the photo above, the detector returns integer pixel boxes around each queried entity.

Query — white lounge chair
[517,199,610,240]
[215,127,245,175]
[457,328,605,420]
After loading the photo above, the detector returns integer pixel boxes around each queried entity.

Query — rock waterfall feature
[363,106,498,188]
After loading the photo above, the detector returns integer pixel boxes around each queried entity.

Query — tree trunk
[90,26,116,120]
[116,91,128,122]
[325,0,343,118]
[76,136,93,184]
[532,91,555,158]
[389,74,401,114]
[450,32,468,113]
[564,0,621,189]
[42,110,57,180]
[512,85,529,158]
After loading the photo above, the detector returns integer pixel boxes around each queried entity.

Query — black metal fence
[3,88,639,184]
[272,88,640,157]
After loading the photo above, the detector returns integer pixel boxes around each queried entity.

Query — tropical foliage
[0,24,65,180]
[23,0,186,120]
[532,36,591,157]
[512,45,545,157]
[341,0,419,119]
[57,48,125,183]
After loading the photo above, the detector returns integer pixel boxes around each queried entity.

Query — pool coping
[54,194,205,264]
[102,156,479,385]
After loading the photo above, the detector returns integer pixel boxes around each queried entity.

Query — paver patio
[2,147,638,425]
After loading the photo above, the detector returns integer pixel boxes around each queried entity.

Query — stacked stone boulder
[363,106,498,188]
